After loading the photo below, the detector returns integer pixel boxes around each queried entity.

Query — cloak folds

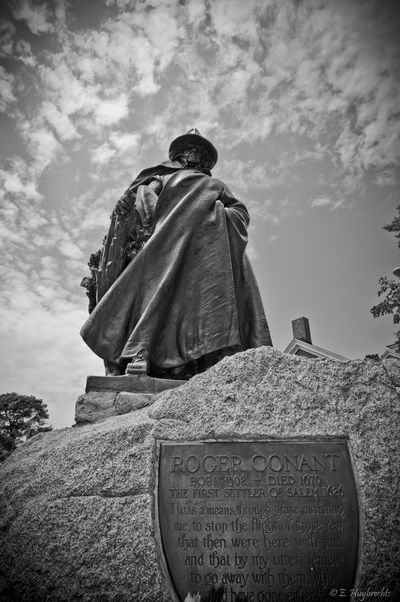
[80,169,272,369]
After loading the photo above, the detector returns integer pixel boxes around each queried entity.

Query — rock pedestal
[1,347,399,601]
[75,374,186,425]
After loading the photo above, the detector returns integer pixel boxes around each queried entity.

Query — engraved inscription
[157,439,360,602]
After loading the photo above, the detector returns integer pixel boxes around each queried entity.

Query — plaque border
[152,436,363,602]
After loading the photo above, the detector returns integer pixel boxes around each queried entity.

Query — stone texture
[1,347,399,601]
[114,391,154,414]
[75,390,117,424]
[75,375,186,424]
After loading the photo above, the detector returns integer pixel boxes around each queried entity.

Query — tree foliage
[0,432,17,463]
[365,353,380,361]
[382,205,400,249]
[371,206,400,347]
[0,392,50,462]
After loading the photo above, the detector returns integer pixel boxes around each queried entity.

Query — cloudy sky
[1,0,400,429]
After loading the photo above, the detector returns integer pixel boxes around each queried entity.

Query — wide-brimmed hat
[168,128,218,167]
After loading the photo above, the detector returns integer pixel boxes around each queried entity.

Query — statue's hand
[113,189,137,219]
[147,176,163,195]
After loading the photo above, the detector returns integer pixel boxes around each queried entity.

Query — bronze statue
[80,129,272,379]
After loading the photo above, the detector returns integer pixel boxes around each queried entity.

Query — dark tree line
[0,392,51,463]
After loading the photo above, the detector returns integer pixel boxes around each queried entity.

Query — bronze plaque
[155,439,360,602]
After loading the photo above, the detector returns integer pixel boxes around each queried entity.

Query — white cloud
[375,168,397,187]
[22,126,62,174]
[246,243,259,261]
[78,206,110,232]
[0,168,42,201]
[109,131,141,153]
[185,0,207,27]
[77,20,161,96]
[0,22,37,66]
[58,240,84,260]
[91,143,116,164]
[219,158,286,193]
[311,196,332,208]
[42,101,80,141]
[39,60,102,121]
[40,255,61,279]
[12,0,55,35]
[0,222,25,245]
[127,5,182,71]
[0,21,15,57]
[208,0,261,40]
[246,198,283,225]
[95,94,129,126]
[104,0,131,8]
[129,38,160,96]
[0,67,17,110]
[217,68,255,106]
[15,38,37,66]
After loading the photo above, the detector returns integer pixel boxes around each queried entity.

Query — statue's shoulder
[159,170,226,195]
[209,176,226,188]
[160,169,207,184]
[156,173,175,188]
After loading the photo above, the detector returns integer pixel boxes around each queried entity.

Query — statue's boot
[104,360,124,376]
[125,350,149,375]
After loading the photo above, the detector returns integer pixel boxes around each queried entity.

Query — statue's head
[169,128,218,171]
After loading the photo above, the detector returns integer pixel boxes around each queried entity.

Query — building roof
[284,316,349,361]
[284,337,349,362]
[381,345,400,360]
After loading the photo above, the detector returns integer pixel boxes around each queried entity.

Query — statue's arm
[85,185,141,307]
[81,177,163,312]
[112,177,162,219]
[112,184,137,219]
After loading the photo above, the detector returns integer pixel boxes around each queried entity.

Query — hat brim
[168,133,218,166]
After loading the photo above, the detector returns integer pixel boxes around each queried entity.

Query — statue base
[75,374,186,426]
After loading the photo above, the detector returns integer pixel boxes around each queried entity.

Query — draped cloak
[80,167,272,369]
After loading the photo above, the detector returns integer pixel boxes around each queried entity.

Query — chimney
[292,317,312,345]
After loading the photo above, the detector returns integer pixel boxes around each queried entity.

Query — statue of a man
[80,129,272,379]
